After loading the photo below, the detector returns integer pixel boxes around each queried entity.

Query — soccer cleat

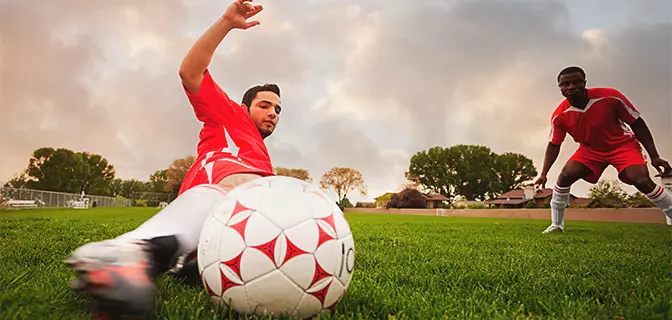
[542,225,564,234]
[64,239,157,318]
[168,250,201,286]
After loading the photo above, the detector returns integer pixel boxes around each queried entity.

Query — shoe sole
[64,255,156,318]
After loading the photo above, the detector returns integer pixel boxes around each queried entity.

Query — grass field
[1,207,671,319]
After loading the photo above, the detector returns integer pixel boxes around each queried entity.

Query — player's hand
[651,157,672,177]
[222,0,263,30]
[534,175,547,190]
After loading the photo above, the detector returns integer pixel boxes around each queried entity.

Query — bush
[355,202,376,208]
[452,204,467,209]
[525,201,538,209]
[467,204,487,209]
[385,188,427,209]
[542,203,551,209]
[134,199,148,207]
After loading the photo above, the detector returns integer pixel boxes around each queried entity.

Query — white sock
[550,185,571,228]
[645,185,672,219]
[117,184,229,256]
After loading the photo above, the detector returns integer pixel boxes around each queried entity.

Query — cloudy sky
[1,0,670,203]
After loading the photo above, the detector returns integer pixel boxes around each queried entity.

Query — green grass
[1,208,671,319]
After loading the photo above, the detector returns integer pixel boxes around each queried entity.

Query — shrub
[385,188,427,209]
[355,202,376,208]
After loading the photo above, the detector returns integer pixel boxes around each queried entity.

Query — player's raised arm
[179,0,263,94]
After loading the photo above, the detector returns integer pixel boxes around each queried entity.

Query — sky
[1,0,671,204]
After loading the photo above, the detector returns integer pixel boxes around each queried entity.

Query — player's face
[246,91,281,139]
[558,72,587,100]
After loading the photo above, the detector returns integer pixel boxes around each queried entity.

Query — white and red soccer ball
[197,176,355,318]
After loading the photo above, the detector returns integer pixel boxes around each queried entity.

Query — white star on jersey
[197,125,256,184]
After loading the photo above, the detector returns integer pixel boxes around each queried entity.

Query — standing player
[64,0,279,318]
[535,66,672,233]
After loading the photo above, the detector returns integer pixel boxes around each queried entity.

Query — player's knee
[631,177,654,190]
[556,172,575,187]
[619,171,646,187]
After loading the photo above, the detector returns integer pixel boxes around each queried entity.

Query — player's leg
[165,172,267,283]
[544,146,603,233]
[543,160,594,233]
[613,146,672,219]
[116,183,229,260]
[64,184,230,318]
[65,168,262,317]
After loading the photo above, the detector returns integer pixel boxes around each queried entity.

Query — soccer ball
[197,176,355,318]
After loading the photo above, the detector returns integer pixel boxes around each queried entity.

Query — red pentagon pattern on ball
[203,212,338,304]
[198,176,355,317]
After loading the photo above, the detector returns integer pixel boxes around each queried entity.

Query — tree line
[7,146,651,209]
[6,144,654,208]
[3,147,368,204]
[3,147,190,199]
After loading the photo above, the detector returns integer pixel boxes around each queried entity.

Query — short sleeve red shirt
[182,70,273,176]
[548,87,641,150]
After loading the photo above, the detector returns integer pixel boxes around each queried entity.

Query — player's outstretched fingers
[245,4,263,18]
[653,158,672,177]
[662,161,672,177]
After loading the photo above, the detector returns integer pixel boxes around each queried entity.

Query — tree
[493,152,538,194]
[149,169,169,193]
[405,146,457,201]
[4,172,29,189]
[341,197,353,208]
[385,187,427,209]
[274,167,312,182]
[109,179,151,199]
[164,156,196,194]
[588,180,628,204]
[397,181,422,192]
[320,167,367,206]
[77,152,117,195]
[12,147,115,195]
[449,144,499,201]
[406,145,538,202]
[375,193,393,208]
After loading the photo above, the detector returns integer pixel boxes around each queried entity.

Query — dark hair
[557,66,586,82]
[241,84,280,107]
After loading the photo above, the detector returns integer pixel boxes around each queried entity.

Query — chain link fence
[0,187,132,208]
[131,192,175,208]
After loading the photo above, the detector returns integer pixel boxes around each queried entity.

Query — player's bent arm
[179,18,235,95]
[543,111,565,176]
[629,117,661,160]
[540,142,561,176]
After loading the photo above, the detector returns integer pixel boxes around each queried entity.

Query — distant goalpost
[435,208,464,217]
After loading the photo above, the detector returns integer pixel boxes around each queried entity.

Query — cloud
[1,0,670,203]
[290,0,671,200]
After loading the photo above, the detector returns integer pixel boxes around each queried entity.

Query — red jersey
[548,88,641,150]
[178,70,274,194]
